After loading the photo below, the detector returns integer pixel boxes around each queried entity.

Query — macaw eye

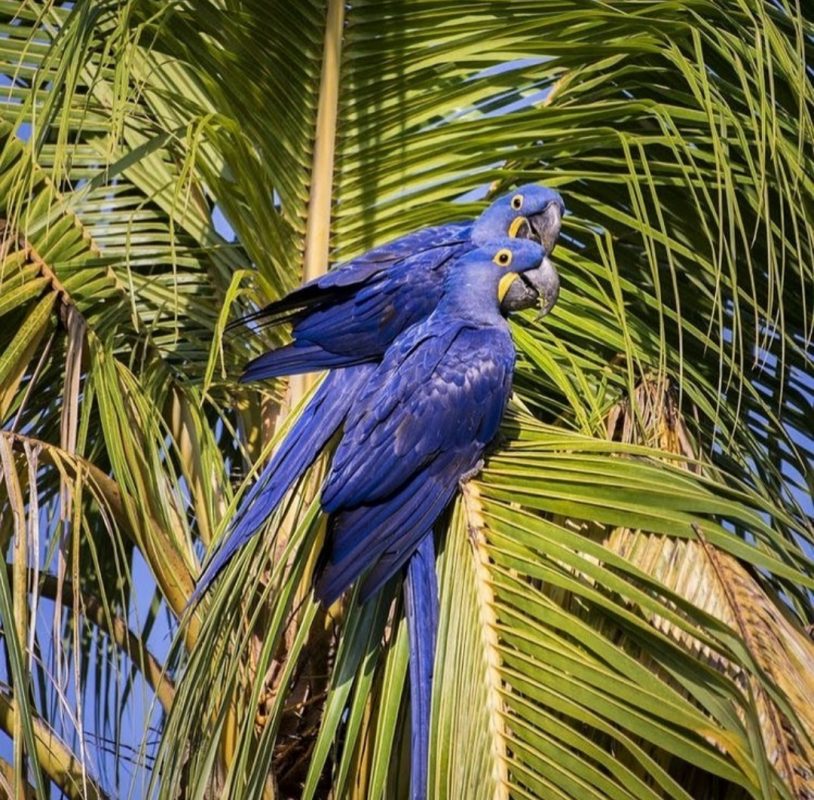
[510,194,523,210]
[494,248,513,267]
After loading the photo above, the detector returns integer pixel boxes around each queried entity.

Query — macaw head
[443,239,555,318]
[472,183,564,253]
[471,183,565,317]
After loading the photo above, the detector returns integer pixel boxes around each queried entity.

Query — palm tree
[0,1,812,797]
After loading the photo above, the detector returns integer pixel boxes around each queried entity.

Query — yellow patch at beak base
[498,272,519,302]
[508,216,528,238]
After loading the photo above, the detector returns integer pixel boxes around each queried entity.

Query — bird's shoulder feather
[321,323,514,512]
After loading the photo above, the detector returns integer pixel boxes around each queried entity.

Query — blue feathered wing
[316,321,515,604]
[191,224,472,604]
[188,364,375,608]
[316,320,514,800]
[241,222,470,328]
[242,224,472,380]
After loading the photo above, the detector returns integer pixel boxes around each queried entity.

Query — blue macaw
[239,186,562,378]
[315,239,546,799]
[190,185,563,606]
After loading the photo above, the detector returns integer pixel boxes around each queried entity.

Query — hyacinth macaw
[315,238,547,799]
[190,185,563,607]
[241,184,562,378]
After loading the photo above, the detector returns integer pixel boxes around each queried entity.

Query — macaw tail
[404,534,439,800]
[188,365,375,608]
[241,343,369,381]
[226,282,329,331]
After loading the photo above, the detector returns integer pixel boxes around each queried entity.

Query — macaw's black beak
[501,198,563,315]
[507,198,564,254]
[528,199,564,254]
[500,256,560,316]
[527,256,560,318]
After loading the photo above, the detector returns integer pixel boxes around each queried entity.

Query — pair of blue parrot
[191,184,564,799]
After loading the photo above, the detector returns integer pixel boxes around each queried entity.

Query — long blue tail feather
[188,365,374,608]
[404,534,438,800]
[316,449,475,606]
[242,343,369,381]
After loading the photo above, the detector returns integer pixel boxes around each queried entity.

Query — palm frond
[0,1,810,798]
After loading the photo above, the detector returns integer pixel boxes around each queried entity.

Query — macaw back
[317,317,515,604]
[242,223,472,380]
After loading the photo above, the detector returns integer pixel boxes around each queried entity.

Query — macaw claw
[459,458,485,487]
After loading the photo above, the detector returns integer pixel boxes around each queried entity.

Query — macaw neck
[470,222,502,248]
[437,272,506,325]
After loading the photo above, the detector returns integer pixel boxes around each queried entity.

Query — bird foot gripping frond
[458,458,485,488]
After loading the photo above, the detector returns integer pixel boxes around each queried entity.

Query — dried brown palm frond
[602,378,814,798]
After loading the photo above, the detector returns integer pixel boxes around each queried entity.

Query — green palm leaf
[0,1,811,798]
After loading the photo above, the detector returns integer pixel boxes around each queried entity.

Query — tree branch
[0,693,109,800]
[291,0,345,404]
[0,755,36,799]
[3,431,200,647]
[6,567,174,712]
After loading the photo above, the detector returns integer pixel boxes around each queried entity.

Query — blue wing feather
[309,222,469,290]
[316,448,474,604]
[241,343,372,381]
[290,244,462,358]
[316,324,514,605]
[189,365,374,607]
[246,223,470,329]
[322,325,511,512]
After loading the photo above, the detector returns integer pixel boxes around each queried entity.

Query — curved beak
[527,256,560,318]
[500,256,560,316]
[500,198,563,316]
[528,199,564,254]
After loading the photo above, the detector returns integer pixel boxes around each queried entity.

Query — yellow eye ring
[493,248,513,267]
[510,194,523,210]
